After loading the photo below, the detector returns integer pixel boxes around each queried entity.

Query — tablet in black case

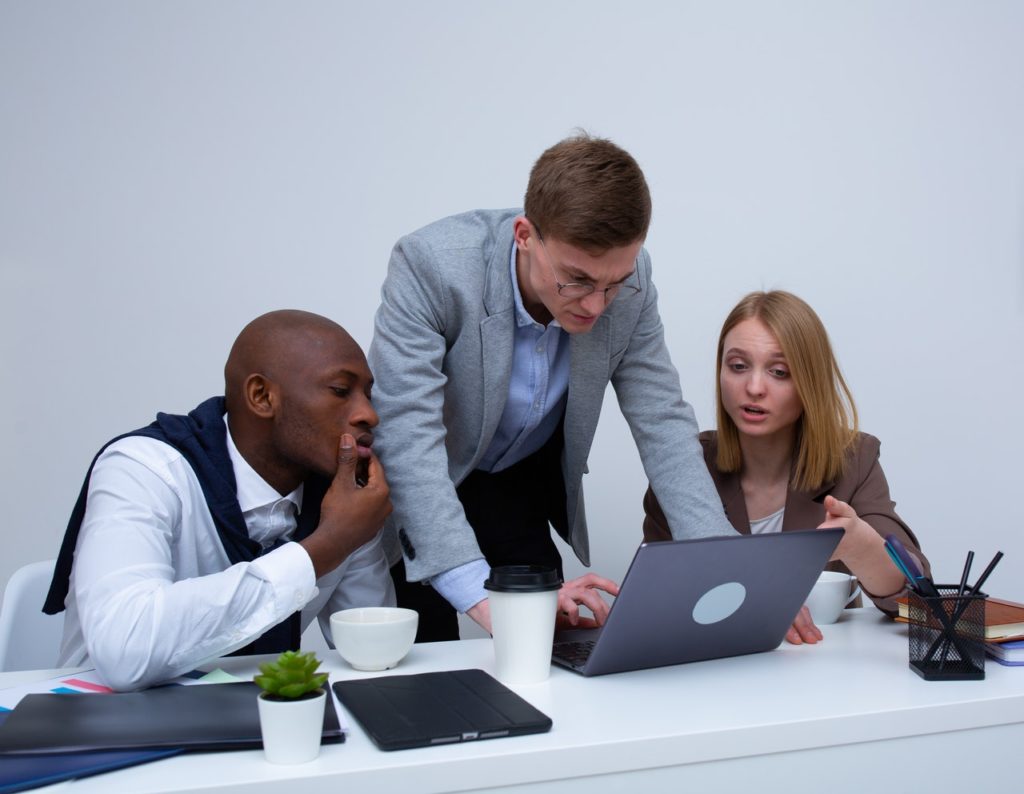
[332,668,552,751]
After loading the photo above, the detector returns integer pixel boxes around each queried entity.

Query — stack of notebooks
[896,595,1024,667]
[0,681,344,793]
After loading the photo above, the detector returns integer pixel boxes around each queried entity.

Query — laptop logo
[692,582,747,625]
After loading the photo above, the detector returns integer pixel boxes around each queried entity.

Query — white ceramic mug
[329,607,418,671]
[804,571,861,625]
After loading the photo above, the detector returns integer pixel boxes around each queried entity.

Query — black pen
[939,551,977,670]
[957,551,974,597]
[942,549,1003,639]
[968,551,1003,597]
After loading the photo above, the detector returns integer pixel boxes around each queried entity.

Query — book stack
[897,596,1024,667]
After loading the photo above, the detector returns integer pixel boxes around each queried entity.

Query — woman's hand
[818,495,877,563]
[785,605,823,644]
[818,495,908,607]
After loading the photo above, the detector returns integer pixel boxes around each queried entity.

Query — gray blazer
[369,209,734,582]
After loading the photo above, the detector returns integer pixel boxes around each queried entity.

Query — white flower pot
[256,689,326,764]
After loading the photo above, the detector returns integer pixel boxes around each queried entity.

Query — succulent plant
[254,651,328,699]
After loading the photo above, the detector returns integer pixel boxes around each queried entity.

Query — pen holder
[907,586,986,681]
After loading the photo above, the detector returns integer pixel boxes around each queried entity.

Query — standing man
[46,310,394,690]
[369,134,735,641]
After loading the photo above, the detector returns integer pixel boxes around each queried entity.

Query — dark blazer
[642,431,929,615]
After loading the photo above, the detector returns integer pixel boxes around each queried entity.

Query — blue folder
[0,712,180,794]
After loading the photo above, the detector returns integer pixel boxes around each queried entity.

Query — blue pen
[884,535,939,597]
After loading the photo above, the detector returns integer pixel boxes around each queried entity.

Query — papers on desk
[0,668,242,713]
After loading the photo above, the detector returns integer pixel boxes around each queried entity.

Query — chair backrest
[0,560,64,672]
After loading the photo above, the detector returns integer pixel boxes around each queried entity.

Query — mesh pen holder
[907,586,986,681]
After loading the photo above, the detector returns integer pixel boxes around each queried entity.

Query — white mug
[804,571,861,625]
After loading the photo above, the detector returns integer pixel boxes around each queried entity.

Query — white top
[58,422,394,690]
[749,506,785,534]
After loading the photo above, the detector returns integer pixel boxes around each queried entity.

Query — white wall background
[2,2,1023,636]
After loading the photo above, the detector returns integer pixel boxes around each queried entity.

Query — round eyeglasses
[533,226,641,303]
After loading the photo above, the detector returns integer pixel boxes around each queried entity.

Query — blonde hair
[715,291,858,491]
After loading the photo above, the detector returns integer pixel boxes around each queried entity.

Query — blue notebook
[0,712,180,794]
[986,638,1024,667]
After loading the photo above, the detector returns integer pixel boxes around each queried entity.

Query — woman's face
[720,318,803,440]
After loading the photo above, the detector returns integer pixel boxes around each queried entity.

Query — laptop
[552,528,843,676]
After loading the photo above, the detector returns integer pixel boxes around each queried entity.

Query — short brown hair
[715,291,859,491]
[524,133,651,252]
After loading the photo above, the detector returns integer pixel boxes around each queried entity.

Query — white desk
[5,608,1023,793]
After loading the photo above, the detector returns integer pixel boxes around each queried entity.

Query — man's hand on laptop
[785,605,823,645]
[465,573,620,635]
[556,573,619,630]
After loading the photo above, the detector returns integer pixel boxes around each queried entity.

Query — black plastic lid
[483,565,562,593]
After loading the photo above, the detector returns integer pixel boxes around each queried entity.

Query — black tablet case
[332,668,552,751]
[0,681,343,755]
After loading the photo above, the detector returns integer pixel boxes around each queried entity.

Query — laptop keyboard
[552,639,596,669]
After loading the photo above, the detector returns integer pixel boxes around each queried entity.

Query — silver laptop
[552,528,843,676]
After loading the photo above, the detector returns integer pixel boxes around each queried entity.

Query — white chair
[0,560,64,672]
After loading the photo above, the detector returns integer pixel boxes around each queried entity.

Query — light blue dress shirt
[477,244,570,472]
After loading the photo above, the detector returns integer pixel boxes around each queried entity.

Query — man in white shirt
[45,310,394,690]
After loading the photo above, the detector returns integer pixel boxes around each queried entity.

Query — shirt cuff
[249,541,318,612]
[430,558,491,613]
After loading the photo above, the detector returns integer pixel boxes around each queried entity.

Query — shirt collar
[509,238,562,330]
[223,416,303,514]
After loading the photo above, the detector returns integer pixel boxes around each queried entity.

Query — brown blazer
[642,431,929,615]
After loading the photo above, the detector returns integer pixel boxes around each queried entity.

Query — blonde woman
[643,291,928,643]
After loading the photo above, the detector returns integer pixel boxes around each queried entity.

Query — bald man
[45,310,394,690]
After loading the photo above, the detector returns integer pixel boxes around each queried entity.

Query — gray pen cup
[907,586,986,681]
[484,566,562,685]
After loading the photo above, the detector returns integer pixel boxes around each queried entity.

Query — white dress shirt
[58,422,394,690]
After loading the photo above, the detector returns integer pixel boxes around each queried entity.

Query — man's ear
[245,373,276,419]
[512,215,535,253]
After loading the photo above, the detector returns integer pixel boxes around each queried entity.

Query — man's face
[514,218,642,333]
[269,328,379,482]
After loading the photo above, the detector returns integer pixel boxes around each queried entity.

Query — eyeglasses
[533,226,641,303]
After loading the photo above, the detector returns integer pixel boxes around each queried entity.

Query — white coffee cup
[804,571,861,625]
[484,565,562,685]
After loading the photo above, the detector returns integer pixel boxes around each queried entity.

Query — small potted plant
[254,650,329,764]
